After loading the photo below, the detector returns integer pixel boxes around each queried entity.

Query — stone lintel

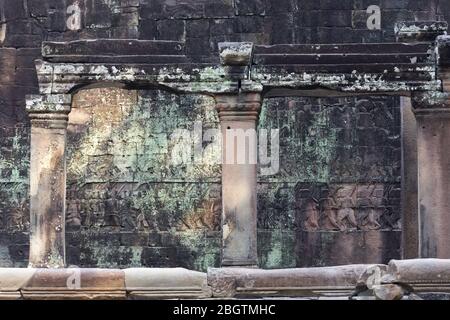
[395,21,448,42]
[218,42,254,66]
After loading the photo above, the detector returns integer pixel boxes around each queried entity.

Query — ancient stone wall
[0,0,448,269]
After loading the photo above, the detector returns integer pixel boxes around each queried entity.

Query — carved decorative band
[216,102,261,111]
[29,113,69,129]
[215,93,261,121]
[218,110,260,122]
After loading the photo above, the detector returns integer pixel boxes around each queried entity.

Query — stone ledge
[3,261,450,300]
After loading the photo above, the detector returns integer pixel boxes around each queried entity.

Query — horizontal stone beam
[42,40,185,59]
[0,265,374,300]
[125,268,211,299]
[253,53,431,65]
[254,43,434,55]
[385,259,450,287]
[34,40,444,95]
[207,265,374,298]
[0,268,210,300]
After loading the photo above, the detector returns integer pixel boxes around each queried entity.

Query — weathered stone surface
[124,267,211,299]
[216,93,261,266]
[208,265,372,298]
[373,283,406,300]
[0,268,34,299]
[21,268,126,300]
[387,259,450,283]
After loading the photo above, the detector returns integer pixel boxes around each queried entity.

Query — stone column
[215,93,261,267]
[412,91,450,258]
[400,96,419,259]
[26,94,71,268]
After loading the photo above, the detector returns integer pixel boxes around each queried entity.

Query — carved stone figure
[336,207,358,231]
[360,208,382,230]
[136,212,150,232]
[66,199,81,228]
[321,196,341,231]
[303,198,320,231]
[103,190,121,230]
[7,194,28,231]
[120,191,136,230]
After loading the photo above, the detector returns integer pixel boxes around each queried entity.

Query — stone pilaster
[26,94,71,268]
[215,93,261,267]
[400,96,419,259]
[412,90,450,258]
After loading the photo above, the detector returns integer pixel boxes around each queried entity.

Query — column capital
[26,94,72,113]
[214,93,262,121]
[412,91,450,116]
[26,94,72,129]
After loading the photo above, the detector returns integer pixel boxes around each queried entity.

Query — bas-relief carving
[0,192,29,232]
[66,183,222,232]
[65,88,221,233]
[257,96,401,236]
[296,183,401,232]
[0,124,30,232]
